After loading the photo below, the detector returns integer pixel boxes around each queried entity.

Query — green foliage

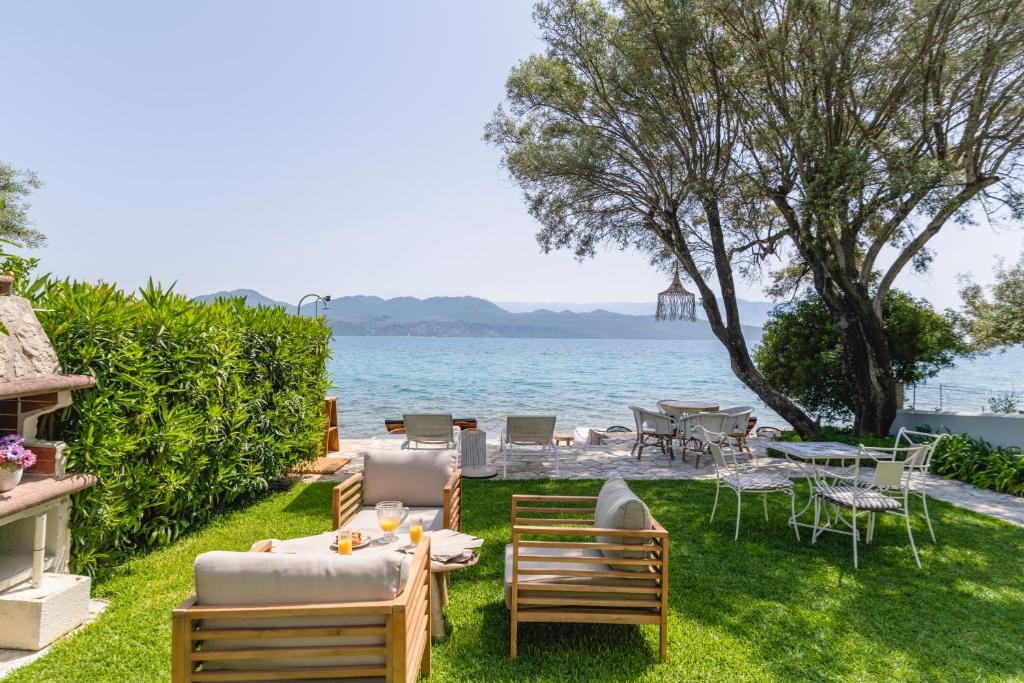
[6,481,1024,682]
[755,290,966,421]
[0,163,45,247]
[931,434,1024,497]
[959,251,1024,349]
[29,278,330,575]
[988,391,1019,414]
[771,426,896,449]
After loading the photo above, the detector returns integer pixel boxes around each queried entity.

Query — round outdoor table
[657,400,720,417]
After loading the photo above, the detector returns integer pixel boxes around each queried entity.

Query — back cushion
[362,449,455,506]
[594,478,653,572]
[195,550,405,606]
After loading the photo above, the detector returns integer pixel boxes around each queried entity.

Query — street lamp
[297,293,332,317]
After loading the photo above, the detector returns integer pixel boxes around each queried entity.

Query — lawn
[7,479,1023,682]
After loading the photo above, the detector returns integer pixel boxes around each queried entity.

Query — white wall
[891,410,1024,448]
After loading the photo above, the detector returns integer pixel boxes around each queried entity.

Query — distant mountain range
[497,299,776,327]
[194,290,767,340]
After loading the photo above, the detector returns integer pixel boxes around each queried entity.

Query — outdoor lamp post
[297,293,332,317]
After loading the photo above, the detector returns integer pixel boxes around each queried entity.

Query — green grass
[8,480,1023,682]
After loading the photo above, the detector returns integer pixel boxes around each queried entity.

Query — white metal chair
[500,416,558,478]
[703,427,797,541]
[401,413,456,449]
[858,428,949,544]
[813,447,924,569]
[677,412,732,466]
[630,406,675,460]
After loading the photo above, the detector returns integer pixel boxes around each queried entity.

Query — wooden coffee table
[554,433,574,447]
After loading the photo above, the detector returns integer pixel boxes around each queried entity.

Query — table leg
[430,573,447,641]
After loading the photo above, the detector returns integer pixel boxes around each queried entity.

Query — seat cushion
[503,544,658,609]
[722,472,792,491]
[818,486,902,510]
[195,550,405,606]
[362,448,455,506]
[594,478,653,572]
[343,506,444,533]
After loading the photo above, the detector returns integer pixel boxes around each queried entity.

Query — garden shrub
[27,278,330,575]
[930,433,1024,497]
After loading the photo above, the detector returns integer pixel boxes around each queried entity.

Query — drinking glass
[337,530,353,555]
[375,501,408,542]
[409,517,423,546]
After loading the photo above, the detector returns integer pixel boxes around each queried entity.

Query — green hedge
[931,434,1024,497]
[29,279,330,575]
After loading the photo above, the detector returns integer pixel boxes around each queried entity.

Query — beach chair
[402,413,456,449]
[500,416,558,478]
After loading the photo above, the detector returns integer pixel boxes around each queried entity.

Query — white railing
[904,382,1019,414]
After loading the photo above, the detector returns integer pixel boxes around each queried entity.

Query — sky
[4,1,1021,310]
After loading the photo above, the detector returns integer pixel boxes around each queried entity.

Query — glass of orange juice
[375,501,408,542]
[337,530,353,555]
[409,518,423,546]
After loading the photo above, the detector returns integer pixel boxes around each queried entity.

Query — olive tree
[487,0,1024,435]
[959,252,1024,349]
[0,163,45,247]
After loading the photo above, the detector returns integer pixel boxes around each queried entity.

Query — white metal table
[767,441,868,537]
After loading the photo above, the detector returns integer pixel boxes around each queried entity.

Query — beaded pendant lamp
[655,264,696,321]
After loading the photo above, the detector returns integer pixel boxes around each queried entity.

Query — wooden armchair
[332,468,462,532]
[508,493,669,660]
[171,538,432,683]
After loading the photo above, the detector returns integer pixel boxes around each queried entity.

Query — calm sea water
[327,336,1024,438]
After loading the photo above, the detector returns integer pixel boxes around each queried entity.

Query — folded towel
[400,529,483,563]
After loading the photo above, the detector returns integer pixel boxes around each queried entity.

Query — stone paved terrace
[302,433,1024,528]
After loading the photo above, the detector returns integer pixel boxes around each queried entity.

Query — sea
[326,336,1024,438]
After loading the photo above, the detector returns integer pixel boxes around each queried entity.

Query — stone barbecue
[0,275,96,650]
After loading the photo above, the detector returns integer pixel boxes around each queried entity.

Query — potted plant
[0,434,37,492]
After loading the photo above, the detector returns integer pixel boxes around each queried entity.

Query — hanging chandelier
[655,264,696,321]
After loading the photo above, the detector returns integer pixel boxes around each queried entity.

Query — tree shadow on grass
[640,479,1024,681]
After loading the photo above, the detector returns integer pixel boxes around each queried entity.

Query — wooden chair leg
[510,609,518,658]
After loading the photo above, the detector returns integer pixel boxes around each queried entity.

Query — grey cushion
[594,478,653,572]
[343,506,444,533]
[503,544,659,609]
[362,448,455,506]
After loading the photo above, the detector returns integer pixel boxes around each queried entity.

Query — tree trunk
[831,294,898,435]
[666,208,821,438]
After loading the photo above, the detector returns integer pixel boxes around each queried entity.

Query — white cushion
[362,448,455,506]
[343,506,444,533]
[594,478,653,571]
[503,544,658,609]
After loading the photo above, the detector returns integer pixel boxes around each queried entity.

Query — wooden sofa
[333,449,461,532]
[171,538,432,682]
[506,479,669,660]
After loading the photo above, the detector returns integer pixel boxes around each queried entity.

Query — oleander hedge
[27,278,331,575]
[931,433,1024,497]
